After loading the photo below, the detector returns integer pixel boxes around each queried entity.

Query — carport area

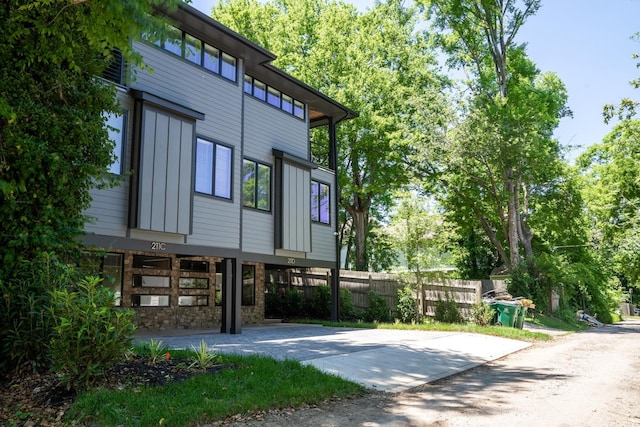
[135,324,531,393]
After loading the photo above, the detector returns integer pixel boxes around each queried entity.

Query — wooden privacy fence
[266,268,503,319]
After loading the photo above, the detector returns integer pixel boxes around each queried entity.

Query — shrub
[307,285,332,320]
[470,301,495,326]
[434,292,464,324]
[264,283,282,318]
[339,288,357,320]
[0,253,79,374]
[364,291,391,323]
[282,287,305,319]
[396,287,419,323]
[48,276,136,390]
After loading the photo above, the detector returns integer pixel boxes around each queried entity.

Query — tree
[213,0,448,270]
[414,0,570,272]
[578,120,640,289]
[603,32,639,123]
[0,0,179,275]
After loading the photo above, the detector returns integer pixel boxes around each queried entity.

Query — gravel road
[220,319,640,426]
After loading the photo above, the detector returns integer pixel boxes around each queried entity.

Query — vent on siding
[102,49,124,85]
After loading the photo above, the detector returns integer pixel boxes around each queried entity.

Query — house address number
[151,241,167,251]
[287,258,295,265]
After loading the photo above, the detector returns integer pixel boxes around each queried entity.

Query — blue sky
[190,0,640,161]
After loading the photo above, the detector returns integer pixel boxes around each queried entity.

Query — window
[103,253,123,306]
[179,296,208,306]
[132,295,170,307]
[163,25,183,57]
[282,95,293,114]
[221,53,237,81]
[244,75,305,119]
[184,34,202,65]
[267,87,281,108]
[242,159,271,211]
[242,265,255,306]
[146,27,237,82]
[179,259,209,273]
[293,100,305,119]
[195,138,232,199]
[253,80,267,101]
[105,112,126,175]
[179,278,209,289]
[215,262,223,306]
[132,255,171,269]
[102,49,124,85]
[203,44,220,73]
[132,275,170,288]
[311,181,330,224]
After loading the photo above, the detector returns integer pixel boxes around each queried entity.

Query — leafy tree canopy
[0,0,179,272]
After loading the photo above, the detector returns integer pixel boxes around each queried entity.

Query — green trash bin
[490,301,521,327]
[514,305,527,329]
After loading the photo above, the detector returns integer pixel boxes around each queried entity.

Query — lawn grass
[67,315,578,425]
[295,318,555,341]
[67,353,364,426]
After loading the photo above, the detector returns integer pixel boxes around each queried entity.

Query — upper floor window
[242,159,271,211]
[195,138,232,199]
[105,112,126,175]
[102,49,124,85]
[311,180,330,224]
[244,75,305,119]
[147,25,237,82]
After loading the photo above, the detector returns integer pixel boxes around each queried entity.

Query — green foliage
[213,0,449,271]
[189,339,216,371]
[146,339,168,366]
[364,291,391,323]
[0,0,181,275]
[0,253,79,373]
[339,288,359,321]
[469,302,496,327]
[48,276,136,390]
[280,288,305,319]
[307,285,332,320]
[68,354,364,426]
[264,283,282,318]
[396,287,419,324]
[434,292,464,324]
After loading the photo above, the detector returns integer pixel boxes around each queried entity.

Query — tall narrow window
[203,44,220,73]
[221,53,237,81]
[242,265,255,306]
[311,180,330,224]
[105,112,125,175]
[242,159,271,211]
[163,25,183,57]
[195,138,232,199]
[103,253,123,306]
[184,34,202,65]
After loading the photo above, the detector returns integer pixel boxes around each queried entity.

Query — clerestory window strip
[244,74,305,120]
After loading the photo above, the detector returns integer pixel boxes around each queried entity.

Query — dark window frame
[311,180,331,225]
[241,264,256,306]
[242,158,271,212]
[195,137,233,200]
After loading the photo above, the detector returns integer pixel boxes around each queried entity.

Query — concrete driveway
[135,323,531,393]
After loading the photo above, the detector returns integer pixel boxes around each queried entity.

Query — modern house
[83,3,356,333]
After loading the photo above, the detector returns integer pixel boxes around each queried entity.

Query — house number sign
[151,241,167,251]
[287,258,296,265]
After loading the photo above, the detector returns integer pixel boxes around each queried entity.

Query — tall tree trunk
[505,173,520,270]
[350,208,369,271]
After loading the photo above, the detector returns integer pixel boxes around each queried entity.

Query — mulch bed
[0,356,230,426]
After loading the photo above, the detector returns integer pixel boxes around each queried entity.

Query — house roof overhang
[154,3,358,127]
